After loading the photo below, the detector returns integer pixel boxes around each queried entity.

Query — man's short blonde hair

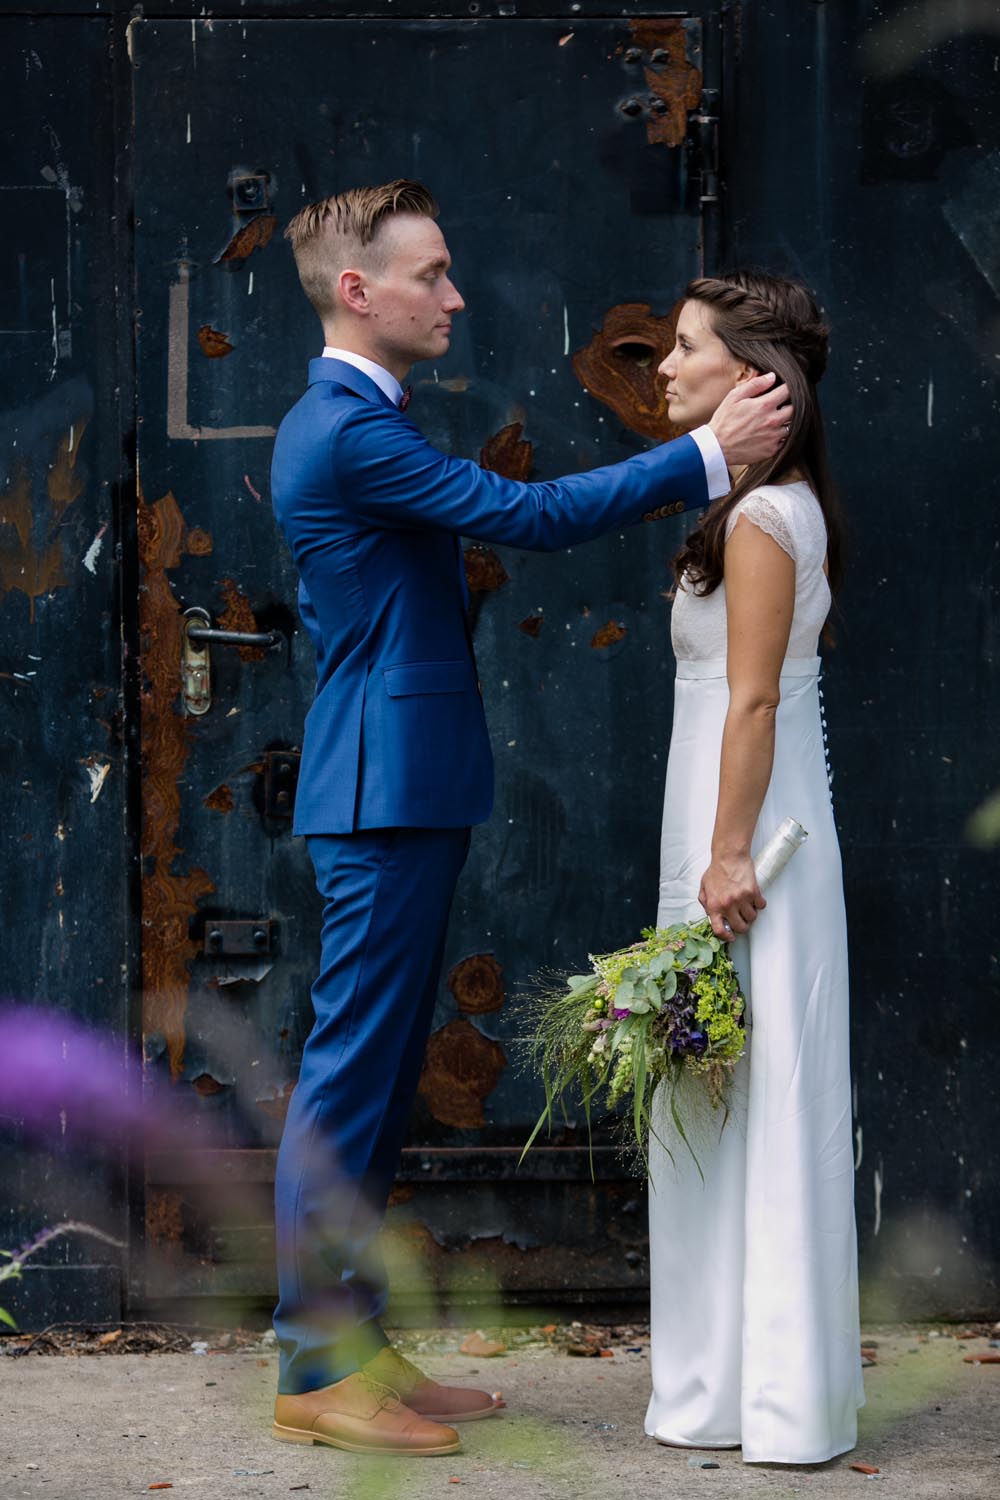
[284,179,439,323]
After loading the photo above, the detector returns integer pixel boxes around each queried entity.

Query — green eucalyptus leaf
[567,974,595,991]
[628,997,651,1015]
[660,969,678,1001]
[615,980,635,1006]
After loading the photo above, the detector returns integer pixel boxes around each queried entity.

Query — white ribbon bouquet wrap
[521,819,808,1174]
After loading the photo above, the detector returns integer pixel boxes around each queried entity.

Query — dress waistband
[675,656,821,681]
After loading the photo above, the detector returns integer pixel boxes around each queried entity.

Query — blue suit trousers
[273,825,470,1394]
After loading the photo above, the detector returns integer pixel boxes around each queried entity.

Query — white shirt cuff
[689,425,730,501]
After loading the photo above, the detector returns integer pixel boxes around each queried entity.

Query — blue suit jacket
[270,357,710,835]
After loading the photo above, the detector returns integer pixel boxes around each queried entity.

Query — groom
[269,179,790,1457]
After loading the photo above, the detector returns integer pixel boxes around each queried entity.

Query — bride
[646,271,863,1464]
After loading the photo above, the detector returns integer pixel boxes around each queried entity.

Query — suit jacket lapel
[307,357,398,412]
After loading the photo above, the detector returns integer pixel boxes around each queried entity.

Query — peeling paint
[591,620,628,650]
[203,783,235,813]
[463,546,510,594]
[82,755,111,804]
[448,953,505,1016]
[479,422,534,482]
[214,213,277,264]
[418,1019,507,1128]
[0,420,88,620]
[138,484,215,1080]
[573,303,684,441]
[82,522,107,575]
[196,324,234,358]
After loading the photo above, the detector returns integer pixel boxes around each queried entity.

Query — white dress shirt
[321,346,728,496]
[322,347,406,408]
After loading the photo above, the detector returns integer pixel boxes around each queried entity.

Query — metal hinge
[693,89,720,206]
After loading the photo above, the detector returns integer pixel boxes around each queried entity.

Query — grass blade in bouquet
[520,818,808,1175]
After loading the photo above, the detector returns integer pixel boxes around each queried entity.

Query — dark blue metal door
[132,9,717,1313]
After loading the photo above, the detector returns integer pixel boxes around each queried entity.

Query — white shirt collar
[322,347,405,408]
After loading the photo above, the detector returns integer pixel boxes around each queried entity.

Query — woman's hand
[699,853,766,940]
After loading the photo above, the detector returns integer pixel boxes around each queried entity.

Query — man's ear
[338,269,370,316]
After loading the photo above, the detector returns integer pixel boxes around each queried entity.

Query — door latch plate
[264,751,300,818]
[203,920,277,957]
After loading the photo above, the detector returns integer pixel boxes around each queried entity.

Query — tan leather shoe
[272,1371,461,1456]
[364,1346,503,1422]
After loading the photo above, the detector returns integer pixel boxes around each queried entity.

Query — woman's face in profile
[659,300,750,430]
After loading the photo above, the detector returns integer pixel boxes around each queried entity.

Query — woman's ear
[734,363,758,386]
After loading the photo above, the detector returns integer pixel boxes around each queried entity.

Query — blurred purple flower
[0,1004,173,1147]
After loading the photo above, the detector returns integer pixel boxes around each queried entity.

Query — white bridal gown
[645,483,864,1465]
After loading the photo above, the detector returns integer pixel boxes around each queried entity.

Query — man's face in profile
[365,213,466,373]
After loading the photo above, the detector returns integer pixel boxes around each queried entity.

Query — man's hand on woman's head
[708,372,792,468]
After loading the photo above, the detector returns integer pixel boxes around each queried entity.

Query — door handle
[181,606,283,715]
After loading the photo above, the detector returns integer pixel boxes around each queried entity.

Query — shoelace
[358,1372,399,1410]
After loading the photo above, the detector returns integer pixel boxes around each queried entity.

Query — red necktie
[399,386,413,412]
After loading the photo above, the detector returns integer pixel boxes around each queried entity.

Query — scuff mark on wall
[573,303,684,441]
[138,484,215,1080]
[418,1019,507,1128]
[0,421,88,620]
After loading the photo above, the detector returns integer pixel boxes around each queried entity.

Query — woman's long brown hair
[671,271,844,606]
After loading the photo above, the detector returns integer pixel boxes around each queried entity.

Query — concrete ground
[3,1329,999,1500]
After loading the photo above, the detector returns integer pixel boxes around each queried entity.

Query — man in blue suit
[269,180,790,1457]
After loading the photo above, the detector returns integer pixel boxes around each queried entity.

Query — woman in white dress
[646,272,863,1465]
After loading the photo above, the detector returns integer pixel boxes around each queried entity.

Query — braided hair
[672,271,844,605]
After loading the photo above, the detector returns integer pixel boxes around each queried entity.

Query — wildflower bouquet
[520,819,807,1173]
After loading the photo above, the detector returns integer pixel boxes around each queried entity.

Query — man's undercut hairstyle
[284,179,439,323]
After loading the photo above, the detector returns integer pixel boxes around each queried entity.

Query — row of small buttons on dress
[818,677,833,793]
[642,501,686,522]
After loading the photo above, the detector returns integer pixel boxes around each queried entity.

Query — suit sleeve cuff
[690,425,730,501]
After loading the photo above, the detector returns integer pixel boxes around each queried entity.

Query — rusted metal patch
[138,484,215,1080]
[203,783,235,813]
[145,1186,185,1250]
[196,324,234,358]
[463,545,510,594]
[418,1019,507,1129]
[479,422,534,481]
[573,302,684,441]
[519,614,544,638]
[448,953,505,1016]
[218,576,267,661]
[0,423,87,621]
[591,620,628,650]
[215,213,277,263]
[191,1072,225,1097]
[627,19,702,149]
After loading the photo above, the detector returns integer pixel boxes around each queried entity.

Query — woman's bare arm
[698,515,796,940]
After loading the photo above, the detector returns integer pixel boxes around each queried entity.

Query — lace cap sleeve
[725,490,796,561]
